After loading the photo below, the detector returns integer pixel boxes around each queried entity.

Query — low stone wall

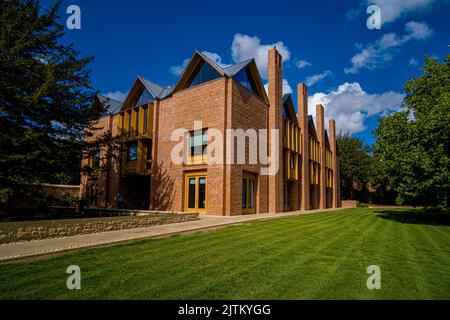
[0,213,198,244]
[341,200,359,209]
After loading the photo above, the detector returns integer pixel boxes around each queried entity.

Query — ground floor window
[242,172,256,214]
[284,183,291,208]
[87,183,99,206]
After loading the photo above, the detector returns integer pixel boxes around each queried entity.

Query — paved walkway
[0,208,344,263]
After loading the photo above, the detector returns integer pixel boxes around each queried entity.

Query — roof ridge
[196,51,225,76]
[97,94,124,104]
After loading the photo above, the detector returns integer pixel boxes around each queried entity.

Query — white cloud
[231,33,291,79]
[282,79,292,95]
[201,51,230,68]
[304,70,332,87]
[308,82,405,134]
[364,0,435,24]
[409,57,419,66]
[104,91,128,102]
[169,58,190,76]
[345,21,433,74]
[403,20,434,40]
[347,0,436,24]
[295,59,312,69]
[264,79,293,96]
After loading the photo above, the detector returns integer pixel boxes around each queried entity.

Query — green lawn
[0,208,449,299]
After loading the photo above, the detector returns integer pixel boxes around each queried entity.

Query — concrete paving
[0,208,345,263]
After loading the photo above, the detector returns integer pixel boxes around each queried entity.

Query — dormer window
[134,88,154,108]
[234,67,259,96]
[187,61,221,88]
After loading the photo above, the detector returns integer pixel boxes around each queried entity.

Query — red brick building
[80,48,341,215]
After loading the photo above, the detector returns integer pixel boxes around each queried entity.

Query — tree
[374,55,450,209]
[337,133,373,201]
[0,0,103,209]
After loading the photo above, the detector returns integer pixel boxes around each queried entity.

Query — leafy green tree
[374,55,450,209]
[337,133,374,201]
[0,0,103,209]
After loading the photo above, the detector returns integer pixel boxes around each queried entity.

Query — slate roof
[197,51,253,77]
[102,50,263,110]
[97,94,123,115]
[138,76,174,100]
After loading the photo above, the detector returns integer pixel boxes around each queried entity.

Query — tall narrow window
[127,111,132,136]
[92,149,100,168]
[135,110,139,135]
[242,173,256,213]
[198,177,206,209]
[248,179,254,209]
[143,108,148,134]
[127,141,138,161]
[284,184,291,207]
[242,178,247,209]
[145,140,152,170]
[188,178,196,209]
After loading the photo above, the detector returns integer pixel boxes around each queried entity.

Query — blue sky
[43,0,449,144]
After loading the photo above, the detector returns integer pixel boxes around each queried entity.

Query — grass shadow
[376,209,450,226]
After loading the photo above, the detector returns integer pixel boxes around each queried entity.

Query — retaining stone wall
[0,213,198,244]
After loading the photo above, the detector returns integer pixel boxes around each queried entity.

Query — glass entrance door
[185,172,207,214]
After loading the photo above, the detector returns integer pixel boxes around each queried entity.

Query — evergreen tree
[0,0,102,208]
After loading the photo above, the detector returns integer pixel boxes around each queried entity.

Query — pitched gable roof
[173,51,268,103]
[308,115,318,138]
[138,76,174,99]
[97,94,123,116]
[120,76,174,111]
[282,94,299,123]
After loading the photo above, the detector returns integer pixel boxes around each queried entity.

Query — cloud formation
[231,33,291,79]
[264,79,292,96]
[308,82,405,133]
[365,0,435,24]
[347,0,436,24]
[409,57,419,66]
[304,70,332,87]
[295,59,312,69]
[345,21,433,74]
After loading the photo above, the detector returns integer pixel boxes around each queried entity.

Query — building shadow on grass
[376,210,450,226]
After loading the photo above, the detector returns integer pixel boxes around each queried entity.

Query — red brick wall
[80,114,120,208]
[153,78,228,215]
[228,80,269,215]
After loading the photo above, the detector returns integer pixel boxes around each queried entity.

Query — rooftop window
[234,67,259,97]
[187,61,221,88]
[134,88,153,108]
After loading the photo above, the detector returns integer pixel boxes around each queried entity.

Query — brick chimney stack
[298,83,309,211]
[316,104,326,209]
[329,119,339,208]
[267,48,284,213]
